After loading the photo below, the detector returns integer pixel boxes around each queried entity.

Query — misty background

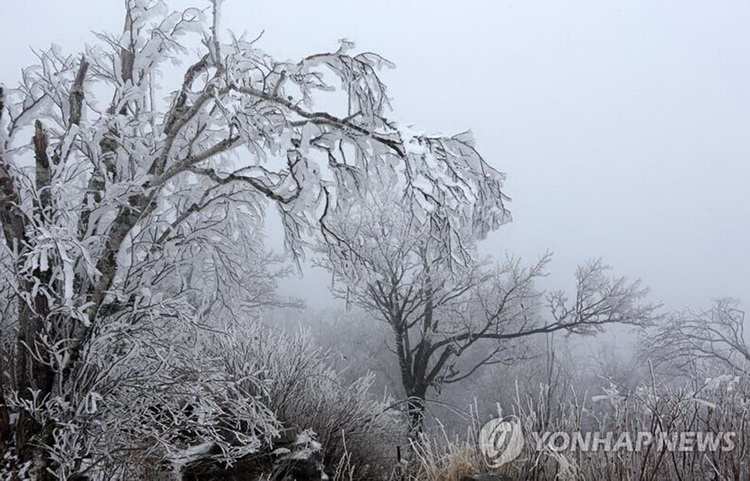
[1,2,749,478]
[2,0,747,312]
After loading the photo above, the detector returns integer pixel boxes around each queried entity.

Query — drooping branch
[187,164,300,205]
[643,298,749,374]
[152,135,241,186]
[234,85,405,157]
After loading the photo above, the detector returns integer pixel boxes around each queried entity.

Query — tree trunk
[405,387,427,442]
[15,283,57,480]
[0,388,9,457]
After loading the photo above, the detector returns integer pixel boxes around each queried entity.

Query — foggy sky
[1,1,748,312]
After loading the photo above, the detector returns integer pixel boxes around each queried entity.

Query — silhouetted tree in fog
[320,191,661,439]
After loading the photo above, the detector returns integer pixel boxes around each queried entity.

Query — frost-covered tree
[642,298,749,376]
[319,191,661,438]
[0,0,510,478]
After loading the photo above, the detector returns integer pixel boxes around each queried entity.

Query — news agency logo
[479,417,736,467]
[478,416,524,467]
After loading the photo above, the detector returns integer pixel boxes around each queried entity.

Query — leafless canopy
[318,191,660,436]
[643,298,749,375]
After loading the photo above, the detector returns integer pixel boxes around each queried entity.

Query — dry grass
[401,370,749,481]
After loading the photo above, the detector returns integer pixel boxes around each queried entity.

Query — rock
[273,428,327,481]
[181,428,328,481]
[274,426,302,445]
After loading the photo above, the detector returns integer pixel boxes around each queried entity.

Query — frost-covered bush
[5,317,280,480]
[221,323,406,480]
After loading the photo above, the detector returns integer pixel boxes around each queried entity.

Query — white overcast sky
[1,1,748,311]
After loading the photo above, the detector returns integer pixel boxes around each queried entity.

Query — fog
[2,2,750,478]
[2,0,748,311]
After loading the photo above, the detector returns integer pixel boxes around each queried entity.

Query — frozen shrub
[219,323,406,479]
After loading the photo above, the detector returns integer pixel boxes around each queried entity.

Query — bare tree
[0,0,511,477]
[643,298,749,375]
[319,193,661,438]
